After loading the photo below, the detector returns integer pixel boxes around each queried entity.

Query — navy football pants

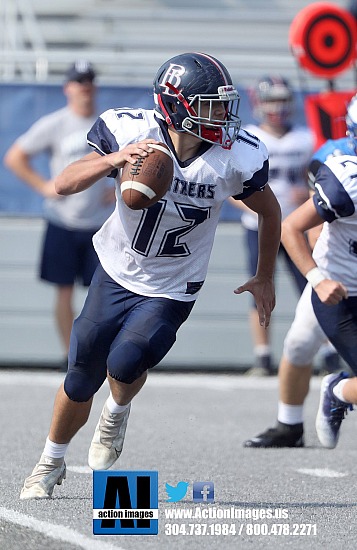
[312,292,357,375]
[64,264,195,402]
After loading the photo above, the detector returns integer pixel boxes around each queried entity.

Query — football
[120,142,174,209]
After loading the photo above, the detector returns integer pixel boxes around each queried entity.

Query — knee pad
[64,316,109,402]
[283,284,327,366]
[107,338,148,384]
[283,319,327,366]
[107,322,176,384]
[64,367,103,402]
[283,328,320,366]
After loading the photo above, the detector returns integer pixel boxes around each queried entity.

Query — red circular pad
[289,2,357,78]
[120,142,174,210]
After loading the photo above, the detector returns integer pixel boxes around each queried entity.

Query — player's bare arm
[55,139,160,195]
[234,185,281,328]
[4,143,59,198]
[282,198,348,305]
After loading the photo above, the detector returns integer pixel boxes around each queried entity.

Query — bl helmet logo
[159,64,185,95]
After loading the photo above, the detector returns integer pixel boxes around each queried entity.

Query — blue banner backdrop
[0,83,308,221]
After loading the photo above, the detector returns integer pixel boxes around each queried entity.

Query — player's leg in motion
[20,387,93,499]
[88,293,194,470]
[313,294,357,448]
[243,284,329,448]
[20,266,126,499]
[20,268,194,497]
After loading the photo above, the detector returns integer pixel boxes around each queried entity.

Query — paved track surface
[1,370,356,550]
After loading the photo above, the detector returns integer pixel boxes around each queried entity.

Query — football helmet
[251,75,294,125]
[345,93,357,154]
[153,52,241,149]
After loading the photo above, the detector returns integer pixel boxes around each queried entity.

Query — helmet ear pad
[161,79,199,132]
[158,94,198,133]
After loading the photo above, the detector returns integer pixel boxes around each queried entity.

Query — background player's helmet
[153,52,241,149]
[346,94,357,154]
[251,75,294,125]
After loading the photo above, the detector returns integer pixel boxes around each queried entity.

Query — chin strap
[165,82,197,117]
[157,93,172,126]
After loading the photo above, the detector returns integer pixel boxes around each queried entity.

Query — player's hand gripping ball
[120,142,174,209]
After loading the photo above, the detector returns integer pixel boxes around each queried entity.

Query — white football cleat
[20,453,66,500]
[88,401,131,470]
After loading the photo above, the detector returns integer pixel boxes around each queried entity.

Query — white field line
[296,468,348,478]
[68,465,92,474]
[0,370,324,391]
[0,506,126,550]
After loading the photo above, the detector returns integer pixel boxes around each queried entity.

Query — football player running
[282,149,357,450]
[243,94,357,449]
[20,52,281,499]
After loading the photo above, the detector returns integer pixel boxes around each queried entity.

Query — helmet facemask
[181,86,241,149]
[155,84,240,149]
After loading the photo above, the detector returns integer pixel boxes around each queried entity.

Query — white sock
[255,344,271,357]
[332,379,350,403]
[43,437,69,459]
[106,393,130,414]
[278,402,304,425]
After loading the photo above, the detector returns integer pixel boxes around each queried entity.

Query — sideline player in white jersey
[19,52,281,500]
[230,76,314,376]
[281,152,357,450]
[243,94,357,449]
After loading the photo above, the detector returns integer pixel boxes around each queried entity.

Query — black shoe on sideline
[243,421,304,448]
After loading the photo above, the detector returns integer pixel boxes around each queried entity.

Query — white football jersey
[88,108,269,301]
[312,155,357,295]
[241,124,314,230]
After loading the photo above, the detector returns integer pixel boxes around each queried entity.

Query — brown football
[120,142,174,209]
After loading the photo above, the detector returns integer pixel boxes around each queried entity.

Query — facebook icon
[193,481,214,503]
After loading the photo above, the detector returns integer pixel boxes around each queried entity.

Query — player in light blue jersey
[244,94,357,449]
[19,52,281,500]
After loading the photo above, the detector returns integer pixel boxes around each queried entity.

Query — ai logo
[93,471,158,535]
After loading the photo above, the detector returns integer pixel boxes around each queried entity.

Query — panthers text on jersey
[312,154,357,295]
[87,107,269,301]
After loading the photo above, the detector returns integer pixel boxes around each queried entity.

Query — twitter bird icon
[165,481,189,502]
